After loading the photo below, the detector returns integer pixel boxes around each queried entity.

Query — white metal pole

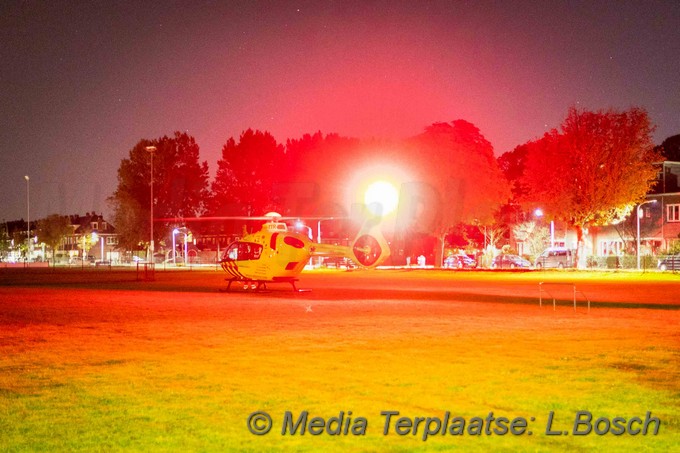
[637,200,657,270]
[24,175,30,262]
[146,146,156,262]
[637,205,641,271]
[184,233,188,265]
[172,230,177,264]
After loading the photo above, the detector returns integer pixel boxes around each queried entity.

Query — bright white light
[364,180,399,216]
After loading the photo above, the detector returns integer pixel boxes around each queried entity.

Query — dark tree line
[108,107,672,265]
[108,132,209,251]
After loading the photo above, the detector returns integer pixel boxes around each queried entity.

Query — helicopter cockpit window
[223,242,263,261]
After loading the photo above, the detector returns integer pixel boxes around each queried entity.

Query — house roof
[69,213,116,235]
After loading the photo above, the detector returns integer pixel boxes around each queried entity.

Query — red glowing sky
[1,1,679,221]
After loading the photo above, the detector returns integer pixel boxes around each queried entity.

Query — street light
[295,220,313,239]
[172,228,190,265]
[24,175,30,262]
[100,235,105,262]
[145,145,157,262]
[172,228,179,264]
[534,208,555,248]
[637,199,658,270]
[184,231,189,265]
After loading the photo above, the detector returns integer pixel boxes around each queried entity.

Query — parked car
[443,254,477,269]
[534,247,574,269]
[70,255,95,265]
[323,256,355,269]
[492,254,532,269]
[658,254,680,271]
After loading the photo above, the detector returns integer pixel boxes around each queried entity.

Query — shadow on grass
[1,268,678,311]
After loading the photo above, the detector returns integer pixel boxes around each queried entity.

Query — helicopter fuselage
[219,217,389,289]
[220,222,314,282]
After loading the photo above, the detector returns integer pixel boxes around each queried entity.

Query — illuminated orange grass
[0,270,677,451]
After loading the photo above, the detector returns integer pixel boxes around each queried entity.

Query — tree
[282,132,361,217]
[209,129,284,216]
[445,223,484,250]
[402,120,511,265]
[498,143,529,201]
[109,132,210,252]
[613,202,662,255]
[76,225,97,263]
[481,223,508,251]
[0,222,10,259]
[512,221,549,257]
[38,214,73,265]
[520,107,663,267]
[657,134,680,161]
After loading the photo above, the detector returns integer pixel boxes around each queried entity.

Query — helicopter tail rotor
[349,224,390,268]
[309,221,391,268]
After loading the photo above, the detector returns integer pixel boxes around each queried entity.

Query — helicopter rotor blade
[153,215,347,223]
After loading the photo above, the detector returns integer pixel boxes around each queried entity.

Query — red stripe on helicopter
[221,261,247,279]
[221,261,234,277]
[231,263,247,279]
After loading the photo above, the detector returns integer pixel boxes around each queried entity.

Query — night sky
[1,1,679,222]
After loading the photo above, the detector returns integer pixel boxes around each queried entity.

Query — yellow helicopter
[219,212,390,291]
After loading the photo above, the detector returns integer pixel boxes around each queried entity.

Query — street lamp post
[172,228,179,265]
[184,232,189,265]
[145,146,157,262]
[535,208,555,248]
[637,199,658,270]
[24,175,30,262]
[100,235,104,262]
[295,220,313,240]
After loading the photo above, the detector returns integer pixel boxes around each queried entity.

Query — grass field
[0,268,678,451]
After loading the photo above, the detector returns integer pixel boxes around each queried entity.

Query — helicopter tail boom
[310,225,390,268]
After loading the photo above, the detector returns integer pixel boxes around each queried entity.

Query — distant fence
[585,255,658,270]
[0,261,50,269]
[136,262,155,281]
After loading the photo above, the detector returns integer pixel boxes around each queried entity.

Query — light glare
[364,180,399,216]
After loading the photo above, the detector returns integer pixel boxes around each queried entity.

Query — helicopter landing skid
[220,277,309,293]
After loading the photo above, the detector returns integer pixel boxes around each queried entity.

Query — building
[59,213,120,263]
[650,161,680,252]
[589,161,680,257]
[510,161,680,263]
